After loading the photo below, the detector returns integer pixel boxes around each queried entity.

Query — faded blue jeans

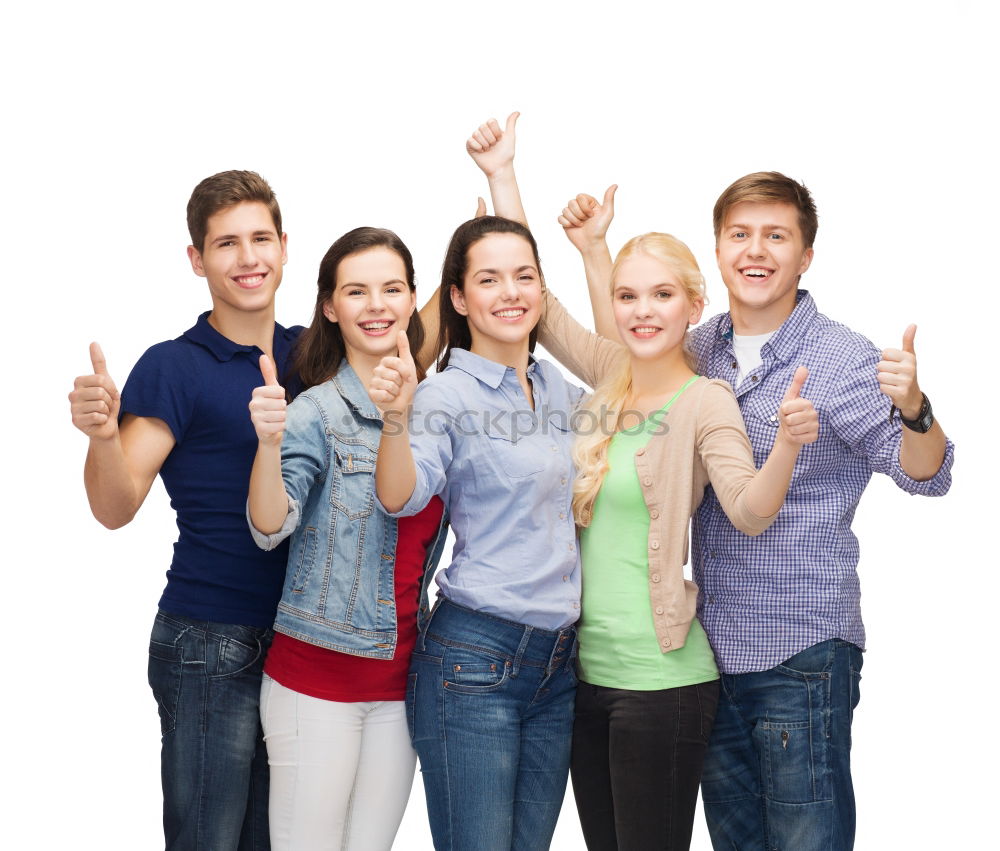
[701,639,863,851]
[148,610,273,850]
[407,598,578,850]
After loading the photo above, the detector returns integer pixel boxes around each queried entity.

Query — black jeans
[571,679,720,851]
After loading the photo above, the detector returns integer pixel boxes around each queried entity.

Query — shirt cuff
[888,437,955,496]
[246,497,301,550]
[375,478,430,519]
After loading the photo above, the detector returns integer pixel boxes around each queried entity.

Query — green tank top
[578,378,719,690]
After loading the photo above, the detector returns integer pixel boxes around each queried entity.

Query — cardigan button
[661,638,671,647]
[650,509,659,519]
[643,477,653,487]
[651,573,661,583]
[655,606,664,615]
[650,540,660,550]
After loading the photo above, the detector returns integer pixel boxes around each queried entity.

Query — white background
[4,0,995,847]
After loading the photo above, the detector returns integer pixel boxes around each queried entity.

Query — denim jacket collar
[331,360,383,422]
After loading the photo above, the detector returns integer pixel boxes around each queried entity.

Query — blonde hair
[572,233,706,528]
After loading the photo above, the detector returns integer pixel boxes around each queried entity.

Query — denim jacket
[249,361,448,659]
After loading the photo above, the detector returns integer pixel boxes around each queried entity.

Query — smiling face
[612,252,704,363]
[451,232,542,358]
[322,246,416,365]
[716,201,813,332]
[187,201,287,319]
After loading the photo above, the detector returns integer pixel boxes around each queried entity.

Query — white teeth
[237,275,263,283]
[494,309,525,319]
[361,322,391,330]
[633,326,660,334]
[744,269,770,278]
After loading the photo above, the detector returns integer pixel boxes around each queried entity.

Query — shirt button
[551,445,558,452]
[655,606,664,615]
[643,477,653,487]
[731,360,738,369]
[568,543,575,552]
[559,512,566,520]
[561,478,567,486]
[650,509,659,519]
[651,573,661,583]
[562,575,569,582]
[710,551,717,558]
[573,602,580,609]
[708,595,716,604]
[751,374,759,382]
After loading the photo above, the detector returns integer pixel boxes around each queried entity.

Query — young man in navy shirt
[69,171,300,850]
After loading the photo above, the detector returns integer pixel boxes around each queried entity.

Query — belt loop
[417,598,441,653]
[511,626,532,677]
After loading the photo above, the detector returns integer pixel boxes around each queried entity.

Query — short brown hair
[186,170,282,252]
[713,171,818,249]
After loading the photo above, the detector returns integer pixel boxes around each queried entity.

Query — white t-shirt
[732,331,775,385]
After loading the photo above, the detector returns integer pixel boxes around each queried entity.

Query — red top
[264,496,445,702]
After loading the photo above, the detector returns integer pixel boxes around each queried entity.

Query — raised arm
[466,113,527,225]
[701,370,818,535]
[877,325,947,481]
[248,354,290,535]
[70,342,174,529]
[741,367,818,519]
[370,331,419,514]
[557,186,618,340]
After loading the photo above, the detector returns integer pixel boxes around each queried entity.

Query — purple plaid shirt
[689,291,954,674]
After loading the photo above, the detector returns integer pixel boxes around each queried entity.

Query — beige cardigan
[538,291,778,652]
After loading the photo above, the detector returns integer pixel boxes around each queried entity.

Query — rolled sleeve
[375,382,454,518]
[246,496,301,550]
[831,346,954,497]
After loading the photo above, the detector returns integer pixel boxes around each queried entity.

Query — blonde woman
[530,222,818,849]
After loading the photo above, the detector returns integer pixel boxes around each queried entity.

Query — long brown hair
[436,216,541,371]
[293,227,425,390]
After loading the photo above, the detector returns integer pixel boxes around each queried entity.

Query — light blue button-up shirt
[384,348,584,630]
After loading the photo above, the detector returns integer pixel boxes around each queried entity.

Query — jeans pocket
[758,718,832,804]
[148,637,181,737]
[213,634,264,679]
[442,647,511,694]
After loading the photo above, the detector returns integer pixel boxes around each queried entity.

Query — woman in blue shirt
[373,212,582,851]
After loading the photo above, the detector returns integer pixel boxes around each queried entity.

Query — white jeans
[260,675,417,851]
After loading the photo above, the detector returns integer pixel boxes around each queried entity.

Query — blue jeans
[148,610,273,850]
[701,640,863,851]
[407,599,578,850]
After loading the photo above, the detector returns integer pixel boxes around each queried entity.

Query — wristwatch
[894,394,934,433]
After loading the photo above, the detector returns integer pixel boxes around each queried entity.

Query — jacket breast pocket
[331,447,376,519]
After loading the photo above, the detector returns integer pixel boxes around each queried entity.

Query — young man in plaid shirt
[686,172,953,850]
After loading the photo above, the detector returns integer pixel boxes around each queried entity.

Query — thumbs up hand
[558,184,618,253]
[369,331,418,417]
[249,354,286,445]
[467,112,519,178]
[777,366,819,446]
[877,325,922,419]
[69,342,122,440]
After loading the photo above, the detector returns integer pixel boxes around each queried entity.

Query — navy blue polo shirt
[120,312,304,627]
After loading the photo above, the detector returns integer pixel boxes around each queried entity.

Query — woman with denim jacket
[370,116,585,851]
[246,227,447,851]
